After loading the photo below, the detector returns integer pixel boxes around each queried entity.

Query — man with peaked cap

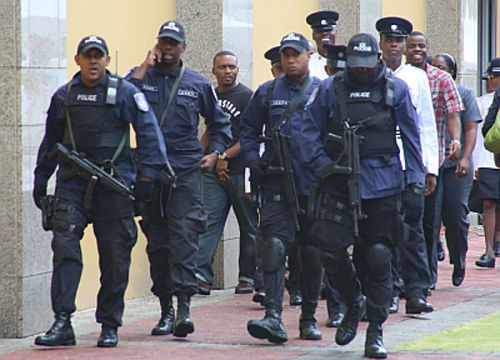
[126,20,232,338]
[306,10,339,79]
[300,32,425,358]
[33,35,168,347]
[376,16,437,316]
[265,46,284,78]
[241,32,322,343]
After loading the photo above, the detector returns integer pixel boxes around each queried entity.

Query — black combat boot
[34,312,76,346]
[365,323,387,359]
[336,293,366,345]
[299,300,322,340]
[151,295,175,335]
[173,294,194,337]
[247,299,288,343]
[97,325,118,348]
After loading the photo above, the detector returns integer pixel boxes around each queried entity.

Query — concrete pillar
[426,0,479,91]
[0,0,67,337]
[176,0,253,289]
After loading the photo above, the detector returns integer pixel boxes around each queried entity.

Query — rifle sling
[159,66,186,127]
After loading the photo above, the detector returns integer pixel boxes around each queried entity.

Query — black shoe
[475,253,495,268]
[452,265,465,287]
[247,316,288,343]
[405,297,433,314]
[173,294,194,337]
[335,295,366,346]
[437,242,445,262]
[235,280,254,294]
[494,241,500,257]
[34,313,76,346]
[97,326,118,348]
[289,289,303,306]
[388,296,399,314]
[252,291,266,305]
[299,318,322,340]
[326,312,344,328]
[151,296,175,335]
[364,323,387,359]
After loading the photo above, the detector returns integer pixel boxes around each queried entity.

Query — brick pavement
[1,226,499,359]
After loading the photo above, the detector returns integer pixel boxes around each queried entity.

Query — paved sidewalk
[1,226,499,359]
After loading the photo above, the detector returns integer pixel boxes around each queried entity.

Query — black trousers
[140,170,207,297]
[50,187,137,328]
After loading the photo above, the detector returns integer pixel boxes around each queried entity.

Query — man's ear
[74,54,80,66]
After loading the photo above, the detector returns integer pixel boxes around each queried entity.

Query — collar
[71,70,110,87]
[153,60,184,77]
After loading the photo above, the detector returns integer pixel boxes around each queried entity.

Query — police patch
[134,92,149,112]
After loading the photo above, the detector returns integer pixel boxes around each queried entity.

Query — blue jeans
[196,172,258,285]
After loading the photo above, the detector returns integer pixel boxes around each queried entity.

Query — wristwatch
[220,152,229,161]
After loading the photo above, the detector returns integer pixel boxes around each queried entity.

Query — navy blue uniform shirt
[127,62,232,177]
[240,74,321,196]
[300,72,425,199]
[34,71,168,190]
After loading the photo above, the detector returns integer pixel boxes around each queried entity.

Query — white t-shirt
[472,92,496,169]
[309,52,328,80]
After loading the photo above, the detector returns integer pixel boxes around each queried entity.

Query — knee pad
[298,245,322,274]
[366,243,392,275]
[261,236,286,273]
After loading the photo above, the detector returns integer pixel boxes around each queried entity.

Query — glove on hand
[250,159,268,186]
[33,185,47,209]
[403,183,424,224]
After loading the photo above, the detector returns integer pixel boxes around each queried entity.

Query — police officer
[306,10,339,79]
[376,16,437,315]
[241,32,322,343]
[264,46,284,78]
[300,33,425,358]
[126,21,232,337]
[33,35,168,348]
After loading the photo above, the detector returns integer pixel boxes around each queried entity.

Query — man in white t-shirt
[306,10,338,80]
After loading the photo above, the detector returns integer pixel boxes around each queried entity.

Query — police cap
[77,35,109,55]
[346,33,379,68]
[157,20,186,43]
[482,57,500,79]
[279,32,310,54]
[264,46,281,65]
[306,10,339,31]
[376,16,413,38]
[324,44,347,69]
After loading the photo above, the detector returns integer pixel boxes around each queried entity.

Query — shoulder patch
[134,92,149,112]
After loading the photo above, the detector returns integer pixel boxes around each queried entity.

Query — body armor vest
[64,78,129,162]
[326,66,398,160]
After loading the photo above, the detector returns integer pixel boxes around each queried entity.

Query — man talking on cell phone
[125,20,232,338]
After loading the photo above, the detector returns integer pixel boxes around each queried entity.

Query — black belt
[262,194,285,204]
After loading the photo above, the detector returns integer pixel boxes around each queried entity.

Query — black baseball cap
[376,17,413,38]
[157,20,186,43]
[77,35,108,55]
[264,46,281,65]
[346,33,379,68]
[279,32,310,53]
[482,58,500,79]
[324,44,347,69]
[306,10,339,31]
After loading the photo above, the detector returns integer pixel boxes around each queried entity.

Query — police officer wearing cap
[306,10,339,79]
[376,16,437,315]
[126,20,232,338]
[300,33,425,358]
[33,35,168,348]
[264,46,284,78]
[241,32,322,343]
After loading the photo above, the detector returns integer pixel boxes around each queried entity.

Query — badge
[134,92,149,112]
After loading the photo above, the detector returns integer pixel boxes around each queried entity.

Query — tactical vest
[63,76,129,163]
[326,67,398,159]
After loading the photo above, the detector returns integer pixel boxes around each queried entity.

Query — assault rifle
[317,124,364,236]
[260,128,303,231]
[50,143,135,208]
